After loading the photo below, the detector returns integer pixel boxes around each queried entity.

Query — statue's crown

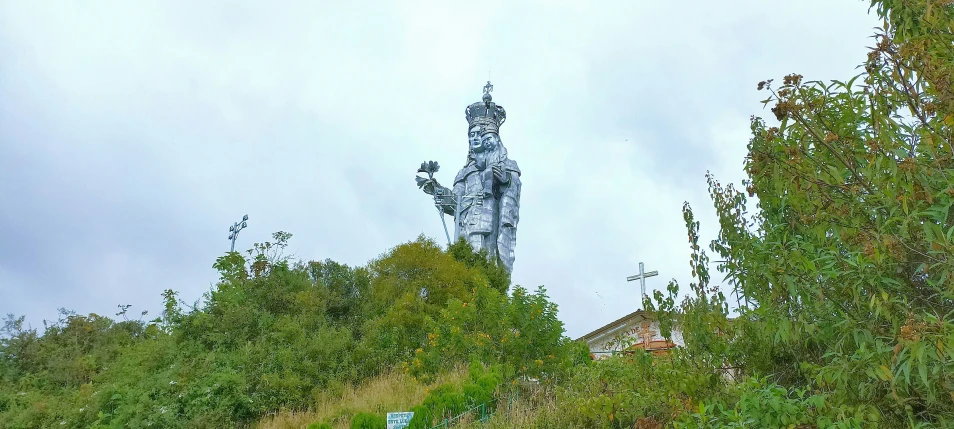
[465,81,507,134]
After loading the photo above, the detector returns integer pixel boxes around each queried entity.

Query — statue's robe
[446,157,521,272]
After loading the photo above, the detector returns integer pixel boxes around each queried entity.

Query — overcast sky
[0,1,880,338]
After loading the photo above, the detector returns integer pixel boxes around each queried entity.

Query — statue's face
[468,125,484,152]
[468,125,497,154]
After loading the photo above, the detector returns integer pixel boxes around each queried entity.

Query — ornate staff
[416,161,453,245]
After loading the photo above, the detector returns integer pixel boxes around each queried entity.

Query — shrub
[406,360,504,429]
[0,234,520,427]
[642,0,954,426]
[350,411,385,429]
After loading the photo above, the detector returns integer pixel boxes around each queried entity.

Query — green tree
[446,237,511,294]
[647,0,954,426]
[353,236,486,378]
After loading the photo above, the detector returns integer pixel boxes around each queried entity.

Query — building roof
[576,309,654,343]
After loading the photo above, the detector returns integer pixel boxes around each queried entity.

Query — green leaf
[877,365,893,381]
[918,353,930,390]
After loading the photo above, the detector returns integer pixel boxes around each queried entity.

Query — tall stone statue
[416,82,522,273]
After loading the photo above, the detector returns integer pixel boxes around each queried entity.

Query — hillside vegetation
[0,235,584,428]
[257,367,469,429]
[3,1,954,428]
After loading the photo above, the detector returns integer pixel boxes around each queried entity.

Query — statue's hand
[492,164,510,184]
[416,176,439,195]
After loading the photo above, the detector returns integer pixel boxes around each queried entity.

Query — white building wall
[585,319,684,359]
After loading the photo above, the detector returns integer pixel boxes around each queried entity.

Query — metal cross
[483,81,493,96]
[228,214,249,252]
[626,262,658,308]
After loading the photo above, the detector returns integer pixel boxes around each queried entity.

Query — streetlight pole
[228,214,248,252]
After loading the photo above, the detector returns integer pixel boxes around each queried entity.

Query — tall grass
[454,379,558,429]
[256,367,468,429]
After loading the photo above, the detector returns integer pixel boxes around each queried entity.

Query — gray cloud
[0,0,879,338]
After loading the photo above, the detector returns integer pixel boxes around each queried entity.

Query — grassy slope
[256,367,468,429]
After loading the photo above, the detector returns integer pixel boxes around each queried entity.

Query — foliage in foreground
[404,360,502,429]
[496,1,954,428]
[259,367,469,429]
[0,234,577,428]
[672,0,954,426]
[453,1,954,428]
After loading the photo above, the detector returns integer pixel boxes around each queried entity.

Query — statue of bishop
[417,82,522,273]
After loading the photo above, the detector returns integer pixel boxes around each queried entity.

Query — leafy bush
[640,0,954,427]
[0,233,575,427]
[485,2,954,428]
[408,280,587,384]
[350,411,386,429]
[462,359,502,407]
[406,360,503,429]
[672,377,835,429]
[447,237,511,295]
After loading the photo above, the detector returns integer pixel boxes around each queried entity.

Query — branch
[791,111,878,198]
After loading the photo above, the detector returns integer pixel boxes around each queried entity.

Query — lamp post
[228,214,248,252]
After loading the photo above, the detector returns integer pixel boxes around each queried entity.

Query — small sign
[387,412,414,429]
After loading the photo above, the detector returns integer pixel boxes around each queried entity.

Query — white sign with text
[386,411,414,429]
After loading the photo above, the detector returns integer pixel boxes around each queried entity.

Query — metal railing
[425,388,523,429]
[428,402,492,429]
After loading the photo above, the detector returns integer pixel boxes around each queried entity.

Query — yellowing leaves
[877,365,894,381]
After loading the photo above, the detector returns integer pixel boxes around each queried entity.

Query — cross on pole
[626,262,658,308]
